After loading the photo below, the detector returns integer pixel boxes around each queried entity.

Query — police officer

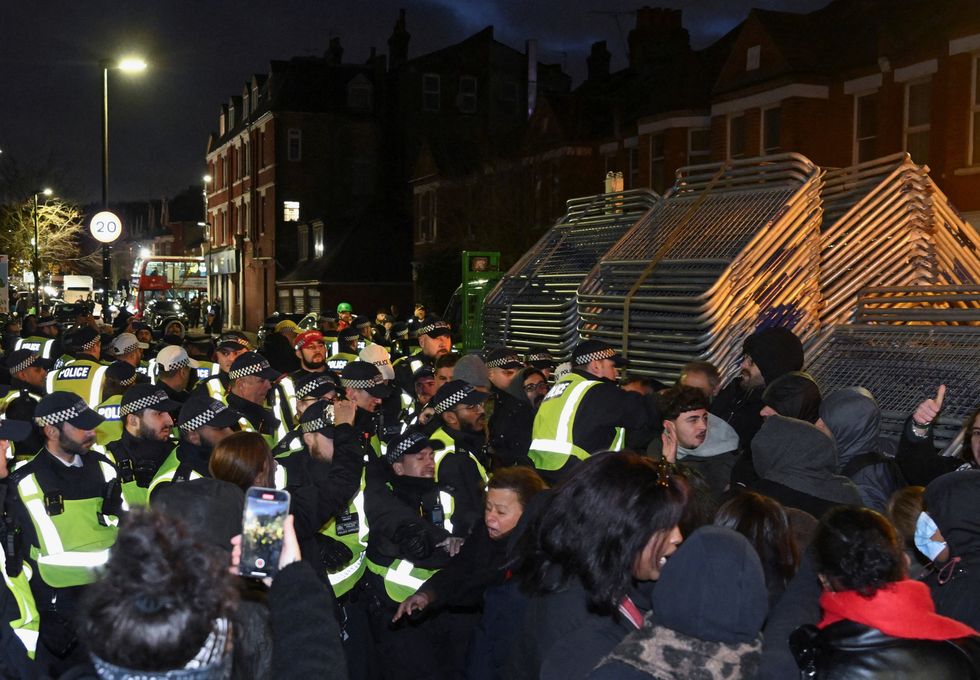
[392,318,452,394]
[1,349,52,461]
[148,393,243,497]
[408,366,438,426]
[485,347,535,467]
[0,418,41,671]
[94,361,139,447]
[528,339,657,484]
[277,330,332,428]
[363,428,463,679]
[339,361,393,456]
[108,332,150,382]
[225,351,287,447]
[8,393,124,674]
[360,344,412,439]
[184,334,218,385]
[428,380,491,534]
[12,317,59,359]
[44,327,107,408]
[196,331,251,399]
[327,327,362,373]
[525,346,557,380]
[273,373,338,460]
[151,345,197,403]
[103,385,181,507]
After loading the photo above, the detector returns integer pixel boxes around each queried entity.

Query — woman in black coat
[791,505,980,679]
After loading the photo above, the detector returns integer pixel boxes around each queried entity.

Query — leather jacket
[791,621,980,679]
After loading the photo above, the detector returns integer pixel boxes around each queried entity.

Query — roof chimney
[587,41,611,82]
[388,9,410,70]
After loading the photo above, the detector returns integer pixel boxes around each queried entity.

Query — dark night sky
[1,0,828,204]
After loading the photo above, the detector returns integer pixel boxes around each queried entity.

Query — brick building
[416,0,980,309]
[205,38,407,331]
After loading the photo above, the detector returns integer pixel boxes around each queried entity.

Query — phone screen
[240,487,290,579]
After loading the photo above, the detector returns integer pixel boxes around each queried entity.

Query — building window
[259,130,266,168]
[649,134,666,194]
[854,92,878,164]
[313,223,324,258]
[746,45,761,71]
[728,113,747,159]
[241,142,249,178]
[308,289,321,314]
[688,128,711,165]
[298,224,309,260]
[627,147,641,189]
[971,55,980,165]
[259,194,266,235]
[222,154,230,187]
[287,128,302,161]
[278,288,292,314]
[348,77,373,110]
[416,191,437,242]
[904,79,931,164]
[458,76,477,113]
[762,107,781,155]
[284,201,300,222]
[422,74,441,111]
[292,288,305,314]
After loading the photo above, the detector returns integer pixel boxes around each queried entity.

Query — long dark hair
[516,452,688,614]
[714,491,800,586]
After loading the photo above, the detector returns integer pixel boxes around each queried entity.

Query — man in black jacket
[1,348,51,459]
[485,347,534,467]
[225,352,285,445]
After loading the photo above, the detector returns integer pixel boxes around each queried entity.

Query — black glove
[315,534,355,572]
[392,522,433,561]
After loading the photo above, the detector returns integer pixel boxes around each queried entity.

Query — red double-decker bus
[129,256,207,316]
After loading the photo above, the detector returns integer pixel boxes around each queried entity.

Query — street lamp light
[32,188,53,314]
[100,55,147,322]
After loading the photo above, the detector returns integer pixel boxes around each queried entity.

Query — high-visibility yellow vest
[319,470,368,597]
[46,359,108,409]
[0,550,39,659]
[429,427,488,484]
[13,337,55,359]
[528,372,624,471]
[365,489,455,603]
[16,460,120,588]
[94,395,124,446]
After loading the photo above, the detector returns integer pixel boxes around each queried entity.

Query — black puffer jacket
[791,620,980,679]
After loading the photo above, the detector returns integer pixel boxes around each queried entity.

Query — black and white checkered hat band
[180,403,229,431]
[82,336,99,350]
[229,360,271,380]
[390,433,426,458]
[433,387,471,414]
[160,356,190,372]
[528,353,551,363]
[34,401,87,427]
[113,341,139,355]
[574,348,615,365]
[297,376,335,399]
[119,375,137,387]
[121,390,169,416]
[341,375,385,390]
[417,322,449,336]
[486,356,520,368]
[9,354,38,374]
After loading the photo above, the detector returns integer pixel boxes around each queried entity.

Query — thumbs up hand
[913,384,946,427]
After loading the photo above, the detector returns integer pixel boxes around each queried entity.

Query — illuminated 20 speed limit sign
[90,211,122,243]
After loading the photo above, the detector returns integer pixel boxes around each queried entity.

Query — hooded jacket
[819,387,903,512]
[761,371,821,423]
[589,527,767,680]
[923,470,980,629]
[749,416,862,517]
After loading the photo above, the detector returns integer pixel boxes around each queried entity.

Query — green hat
[337,302,352,313]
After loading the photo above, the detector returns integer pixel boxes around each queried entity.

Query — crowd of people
[1,300,979,679]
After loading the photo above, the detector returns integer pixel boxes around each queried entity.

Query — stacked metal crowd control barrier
[819,153,980,330]
[481,189,658,357]
[576,154,824,382]
[807,286,980,448]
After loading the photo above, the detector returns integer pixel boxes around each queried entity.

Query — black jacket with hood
[819,387,903,512]
[923,470,980,630]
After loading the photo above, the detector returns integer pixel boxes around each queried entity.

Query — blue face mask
[914,511,947,562]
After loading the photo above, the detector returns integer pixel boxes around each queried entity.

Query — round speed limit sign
[89,211,122,243]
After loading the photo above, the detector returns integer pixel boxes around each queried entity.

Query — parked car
[256,312,318,346]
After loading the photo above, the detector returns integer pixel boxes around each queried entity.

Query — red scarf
[819,580,977,641]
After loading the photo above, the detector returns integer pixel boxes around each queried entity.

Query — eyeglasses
[455,402,486,413]
[523,382,549,393]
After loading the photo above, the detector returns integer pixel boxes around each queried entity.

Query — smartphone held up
[239,486,290,579]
